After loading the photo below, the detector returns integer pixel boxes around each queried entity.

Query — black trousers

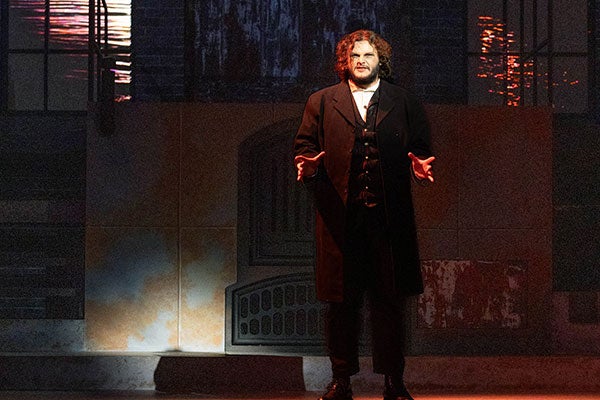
[326,203,407,379]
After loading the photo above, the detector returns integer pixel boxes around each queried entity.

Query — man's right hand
[294,151,326,181]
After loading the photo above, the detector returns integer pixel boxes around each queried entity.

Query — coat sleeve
[406,94,432,158]
[405,94,434,185]
[293,93,323,159]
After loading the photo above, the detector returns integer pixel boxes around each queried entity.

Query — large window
[468,0,589,113]
[2,0,130,111]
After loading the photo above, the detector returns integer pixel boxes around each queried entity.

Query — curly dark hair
[334,29,393,81]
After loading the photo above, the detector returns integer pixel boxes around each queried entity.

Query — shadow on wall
[153,354,305,394]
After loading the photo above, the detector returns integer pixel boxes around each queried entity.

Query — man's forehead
[351,40,376,53]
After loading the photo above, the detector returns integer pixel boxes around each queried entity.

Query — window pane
[504,0,541,54]
[90,0,132,97]
[552,57,588,113]
[469,1,555,55]
[536,0,548,47]
[113,53,131,100]
[468,55,505,106]
[521,0,537,53]
[48,53,87,110]
[468,0,503,53]
[8,53,45,110]
[506,0,522,53]
[49,1,88,50]
[535,57,550,106]
[9,0,45,49]
[106,0,131,50]
[553,0,587,53]
[467,0,589,113]
[106,0,132,91]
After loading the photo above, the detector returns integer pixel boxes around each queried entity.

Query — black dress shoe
[383,374,414,400]
[318,377,353,400]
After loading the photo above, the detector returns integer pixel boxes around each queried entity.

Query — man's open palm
[408,152,435,182]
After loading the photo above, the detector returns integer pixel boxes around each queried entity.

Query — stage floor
[3,392,600,400]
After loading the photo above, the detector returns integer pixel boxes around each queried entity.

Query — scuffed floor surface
[3,392,600,400]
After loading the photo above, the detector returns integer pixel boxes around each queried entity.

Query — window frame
[466,0,592,115]
[1,0,131,113]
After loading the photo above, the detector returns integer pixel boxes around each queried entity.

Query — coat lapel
[332,82,357,127]
[331,80,399,127]
[376,80,397,127]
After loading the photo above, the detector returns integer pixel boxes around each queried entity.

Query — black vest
[348,89,383,207]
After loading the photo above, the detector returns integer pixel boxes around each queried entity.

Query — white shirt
[349,78,380,121]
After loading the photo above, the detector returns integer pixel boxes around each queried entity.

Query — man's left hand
[408,152,435,183]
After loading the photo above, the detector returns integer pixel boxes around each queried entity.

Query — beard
[349,63,380,86]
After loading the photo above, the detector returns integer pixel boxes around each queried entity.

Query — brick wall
[0,114,86,321]
[410,1,468,104]
[131,0,185,101]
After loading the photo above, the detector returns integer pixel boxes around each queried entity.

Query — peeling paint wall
[419,260,526,329]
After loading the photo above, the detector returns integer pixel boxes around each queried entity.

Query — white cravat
[349,78,380,121]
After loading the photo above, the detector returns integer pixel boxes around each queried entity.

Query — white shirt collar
[349,78,380,93]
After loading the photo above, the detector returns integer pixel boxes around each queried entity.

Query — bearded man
[293,29,435,400]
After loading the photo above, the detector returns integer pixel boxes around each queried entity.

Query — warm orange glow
[477,16,534,107]
[477,15,581,107]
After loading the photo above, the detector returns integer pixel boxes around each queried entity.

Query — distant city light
[477,15,578,107]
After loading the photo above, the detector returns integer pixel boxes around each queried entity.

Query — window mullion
[520,0,526,106]
[502,0,509,105]
[533,0,539,105]
[89,0,96,102]
[44,0,50,111]
[0,0,8,111]
[547,0,554,106]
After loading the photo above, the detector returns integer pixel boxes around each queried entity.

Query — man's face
[348,40,380,86]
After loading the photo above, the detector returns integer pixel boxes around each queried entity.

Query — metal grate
[230,273,325,347]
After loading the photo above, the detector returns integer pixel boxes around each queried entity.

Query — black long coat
[294,79,433,302]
